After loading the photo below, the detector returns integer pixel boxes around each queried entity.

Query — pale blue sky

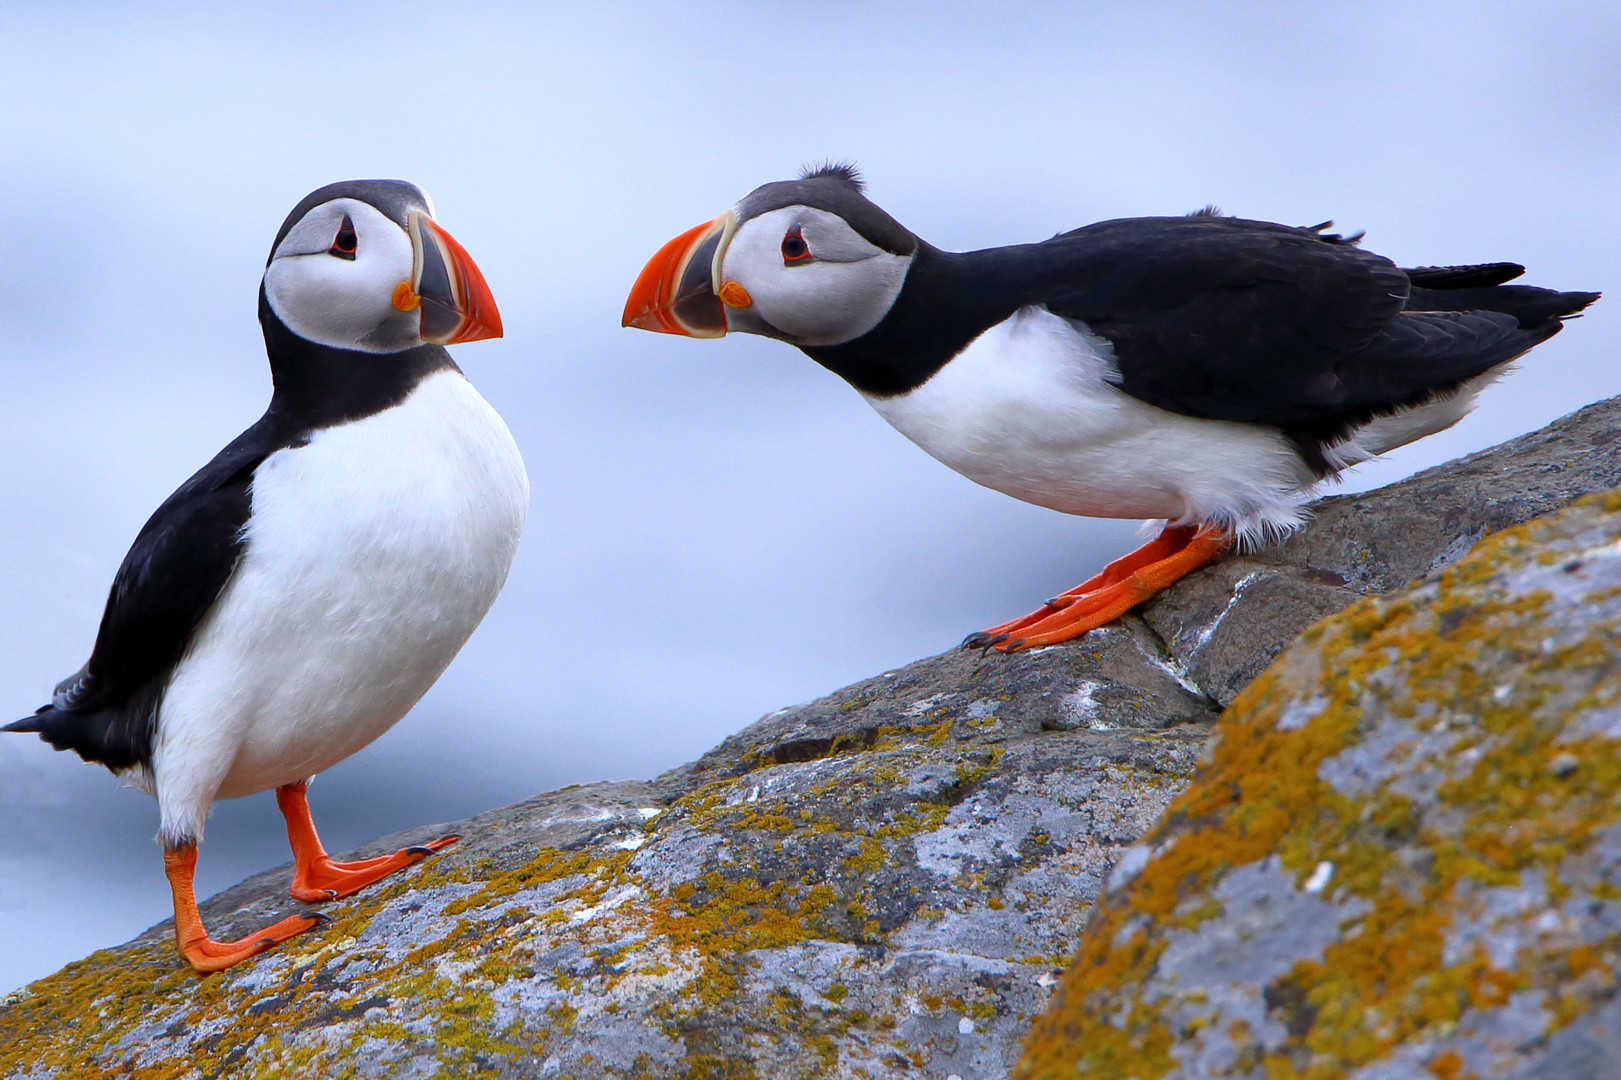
[2,2,1616,991]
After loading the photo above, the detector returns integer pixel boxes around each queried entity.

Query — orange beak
[405,210,503,345]
[622,212,733,338]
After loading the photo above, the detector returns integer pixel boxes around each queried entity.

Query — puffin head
[263,180,502,353]
[622,164,916,347]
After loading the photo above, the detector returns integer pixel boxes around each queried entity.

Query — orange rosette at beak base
[407,211,504,345]
[622,212,733,338]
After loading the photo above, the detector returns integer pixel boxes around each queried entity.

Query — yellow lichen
[1016,494,1621,1080]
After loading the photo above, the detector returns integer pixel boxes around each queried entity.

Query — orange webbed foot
[176,912,329,973]
[164,844,327,974]
[964,525,1230,654]
[277,781,457,902]
[288,834,461,902]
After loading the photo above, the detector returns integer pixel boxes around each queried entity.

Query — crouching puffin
[623,164,1599,651]
[5,180,528,972]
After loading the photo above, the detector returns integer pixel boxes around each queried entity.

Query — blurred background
[1,2,1616,992]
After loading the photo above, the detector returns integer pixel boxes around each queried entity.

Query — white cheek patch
[264,199,418,353]
[748,257,911,346]
[723,206,913,347]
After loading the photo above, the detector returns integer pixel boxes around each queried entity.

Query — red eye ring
[781,225,812,266]
[328,213,357,260]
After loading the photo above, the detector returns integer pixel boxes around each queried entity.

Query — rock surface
[4,397,1621,1079]
[1142,394,1621,707]
[1019,491,1621,1080]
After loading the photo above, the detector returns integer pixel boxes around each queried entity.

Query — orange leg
[164,843,325,974]
[964,525,1231,653]
[276,782,459,903]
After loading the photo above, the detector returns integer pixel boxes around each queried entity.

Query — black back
[802,209,1599,474]
[4,286,455,771]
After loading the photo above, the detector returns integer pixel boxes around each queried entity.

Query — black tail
[1404,262,1527,288]
[2,710,48,734]
[1283,272,1599,478]
[1403,263,1600,329]
[4,705,129,769]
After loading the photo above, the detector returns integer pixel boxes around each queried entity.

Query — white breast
[151,369,528,844]
[862,306,1317,544]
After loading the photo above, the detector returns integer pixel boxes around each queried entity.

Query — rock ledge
[5,397,1621,1080]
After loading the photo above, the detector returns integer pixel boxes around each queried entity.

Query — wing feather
[4,423,282,769]
[1034,216,1591,436]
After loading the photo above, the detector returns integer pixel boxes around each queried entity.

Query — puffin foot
[967,524,1229,653]
[288,835,461,902]
[276,781,458,902]
[164,844,326,974]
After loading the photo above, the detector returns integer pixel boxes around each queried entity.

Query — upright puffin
[623,164,1599,651]
[5,180,528,972]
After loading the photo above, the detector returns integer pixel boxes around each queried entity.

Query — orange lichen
[1017,493,1621,1080]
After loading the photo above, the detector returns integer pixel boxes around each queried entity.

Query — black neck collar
[257,287,457,433]
[798,243,1053,397]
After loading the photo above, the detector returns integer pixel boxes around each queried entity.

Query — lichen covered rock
[1143,395,1621,707]
[0,637,1210,1080]
[6,396,1621,1080]
[1018,492,1621,1080]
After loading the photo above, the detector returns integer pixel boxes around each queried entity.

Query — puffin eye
[781,225,812,266]
[328,214,358,260]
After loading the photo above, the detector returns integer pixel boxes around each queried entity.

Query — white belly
[862,306,1317,545]
[151,370,528,843]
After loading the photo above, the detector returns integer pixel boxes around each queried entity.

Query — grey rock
[1019,493,1621,1080]
[6,396,1621,1080]
[1144,394,1621,704]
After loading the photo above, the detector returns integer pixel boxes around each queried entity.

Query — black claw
[407,837,457,857]
[306,910,333,926]
[324,888,339,900]
[1004,637,1027,653]
[962,631,1012,657]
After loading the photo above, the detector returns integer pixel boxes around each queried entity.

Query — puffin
[623,164,1599,651]
[5,180,528,973]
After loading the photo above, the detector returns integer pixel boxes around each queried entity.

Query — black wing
[1037,215,1597,468]
[4,418,287,770]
